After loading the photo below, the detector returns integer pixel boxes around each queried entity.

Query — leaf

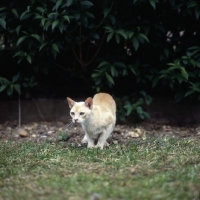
[36,7,45,13]
[104,26,113,32]
[11,9,19,18]
[169,0,175,8]
[93,33,99,40]
[136,106,143,114]
[52,19,60,30]
[63,15,70,23]
[149,0,157,9]
[27,6,31,12]
[13,51,23,57]
[91,73,100,78]
[44,21,51,31]
[128,65,136,75]
[20,11,28,20]
[124,104,132,116]
[123,69,127,76]
[51,49,57,59]
[113,62,126,68]
[0,18,6,29]
[139,33,149,42]
[0,85,7,92]
[39,43,48,51]
[95,77,102,85]
[80,1,94,6]
[13,84,21,94]
[132,37,139,51]
[58,22,66,32]
[117,29,127,39]
[98,61,110,68]
[103,7,110,18]
[26,55,32,64]
[107,32,114,42]
[184,90,195,97]
[41,18,46,27]
[115,34,120,44]
[31,34,41,42]
[0,7,6,12]
[66,0,73,7]
[12,74,19,83]
[128,31,134,39]
[55,0,63,11]
[143,111,150,119]
[187,1,197,8]
[16,36,28,46]
[52,43,59,53]
[105,73,114,85]
[195,7,200,19]
[86,12,95,18]
[180,67,189,80]
[16,25,22,36]
[164,48,169,58]
[110,65,115,77]
[7,86,13,96]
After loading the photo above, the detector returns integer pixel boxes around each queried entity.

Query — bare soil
[1,120,200,145]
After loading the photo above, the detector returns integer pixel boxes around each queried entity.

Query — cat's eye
[80,112,85,115]
[71,112,75,115]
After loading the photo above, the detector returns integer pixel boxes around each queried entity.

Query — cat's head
[67,97,93,124]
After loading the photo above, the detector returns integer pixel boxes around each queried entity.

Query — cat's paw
[87,144,95,148]
[81,135,88,144]
[81,139,87,144]
[104,141,110,147]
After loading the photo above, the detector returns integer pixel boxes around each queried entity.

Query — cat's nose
[74,119,78,123]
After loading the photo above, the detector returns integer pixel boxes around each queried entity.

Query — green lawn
[0,137,200,200]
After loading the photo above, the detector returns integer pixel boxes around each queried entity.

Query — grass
[0,137,200,200]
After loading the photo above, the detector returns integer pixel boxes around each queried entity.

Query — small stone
[90,193,100,200]
[135,128,142,135]
[113,140,118,144]
[195,127,200,132]
[32,134,37,138]
[6,127,12,132]
[47,130,54,134]
[163,125,172,132]
[18,128,29,137]
[128,131,139,138]
[58,128,63,131]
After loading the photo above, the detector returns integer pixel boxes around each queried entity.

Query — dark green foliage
[0,0,200,122]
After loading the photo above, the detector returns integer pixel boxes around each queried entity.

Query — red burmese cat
[67,93,116,149]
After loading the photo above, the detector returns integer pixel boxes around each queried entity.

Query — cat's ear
[67,97,75,108]
[85,97,93,109]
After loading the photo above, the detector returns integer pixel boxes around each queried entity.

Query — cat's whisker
[67,119,74,128]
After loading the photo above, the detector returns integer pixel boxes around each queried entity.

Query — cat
[67,93,116,149]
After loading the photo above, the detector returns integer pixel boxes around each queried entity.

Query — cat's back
[93,93,116,115]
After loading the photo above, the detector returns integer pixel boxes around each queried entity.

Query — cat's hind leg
[96,124,114,150]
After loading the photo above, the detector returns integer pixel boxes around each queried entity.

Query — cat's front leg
[81,135,87,144]
[87,136,95,148]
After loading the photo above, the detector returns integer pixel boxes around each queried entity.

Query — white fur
[67,93,116,149]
